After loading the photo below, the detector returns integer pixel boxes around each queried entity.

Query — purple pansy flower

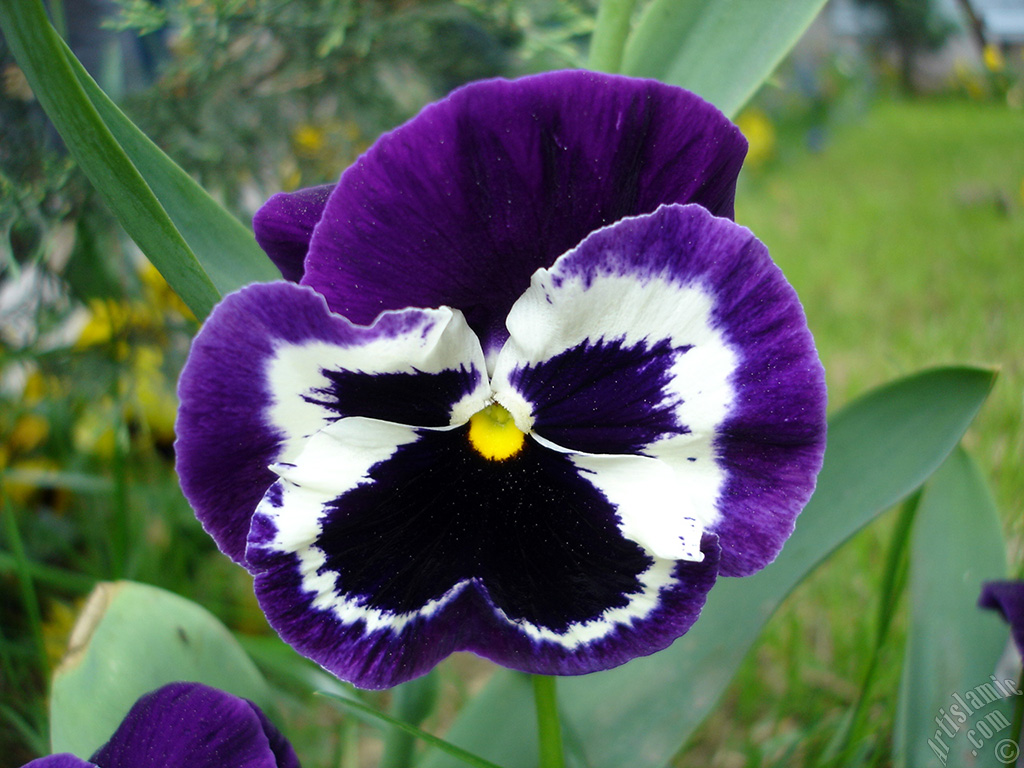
[176,70,827,690]
[22,682,299,768]
[980,581,1024,658]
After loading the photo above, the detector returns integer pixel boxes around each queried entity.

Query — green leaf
[620,0,829,117]
[63,43,280,298]
[382,673,441,768]
[823,491,920,763]
[320,691,509,768]
[50,581,270,759]
[237,634,351,698]
[896,448,1011,768]
[587,0,639,73]
[421,366,996,768]
[0,1,277,320]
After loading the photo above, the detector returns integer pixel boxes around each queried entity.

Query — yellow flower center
[467,403,525,461]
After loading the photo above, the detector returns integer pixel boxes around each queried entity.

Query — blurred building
[820,0,1024,90]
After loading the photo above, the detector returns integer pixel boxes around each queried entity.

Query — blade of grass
[0,468,112,494]
[824,491,920,763]
[61,38,280,297]
[0,553,96,594]
[319,691,509,768]
[237,635,351,698]
[381,672,439,768]
[1,503,48,678]
[0,703,49,756]
[0,0,219,318]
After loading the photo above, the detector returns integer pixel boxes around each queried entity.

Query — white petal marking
[570,452,705,562]
[265,306,489,466]
[492,264,739,532]
[252,421,682,649]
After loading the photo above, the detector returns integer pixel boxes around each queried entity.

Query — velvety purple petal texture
[176,281,486,562]
[298,70,746,353]
[253,184,333,281]
[89,683,299,768]
[980,581,1024,658]
[21,757,96,768]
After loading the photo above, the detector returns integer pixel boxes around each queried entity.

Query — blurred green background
[1,1,1022,766]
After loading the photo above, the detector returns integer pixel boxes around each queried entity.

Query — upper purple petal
[90,682,298,768]
[298,70,746,353]
[979,581,1024,658]
[253,184,333,282]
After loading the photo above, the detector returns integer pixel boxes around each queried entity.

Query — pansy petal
[22,757,96,768]
[493,203,826,578]
[298,70,746,354]
[176,281,487,562]
[253,184,333,281]
[247,419,720,689]
[90,682,296,768]
[979,581,1024,659]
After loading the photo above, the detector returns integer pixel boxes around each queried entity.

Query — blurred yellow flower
[2,63,33,101]
[952,58,988,100]
[43,599,81,670]
[75,298,144,350]
[735,108,776,170]
[983,44,1005,73]
[139,261,194,322]
[130,345,178,443]
[9,413,49,454]
[293,124,327,157]
[21,370,61,404]
[341,119,361,143]
[73,398,120,460]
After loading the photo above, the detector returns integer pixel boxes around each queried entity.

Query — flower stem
[587,0,638,74]
[532,675,566,768]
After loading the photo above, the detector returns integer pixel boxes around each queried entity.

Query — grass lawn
[683,96,1024,766]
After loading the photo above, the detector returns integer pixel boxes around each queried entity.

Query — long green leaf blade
[320,692,508,768]
[0,0,217,318]
[0,1,276,318]
[896,448,1010,768]
[422,366,996,768]
[62,42,280,298]
[621,0,829,117]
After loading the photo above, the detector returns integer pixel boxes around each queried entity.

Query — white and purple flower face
[175,71,827,690]
[22,683,299,768]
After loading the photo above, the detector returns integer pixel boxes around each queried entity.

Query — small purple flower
[21,683,299,768]
[176,71,827,689]
[980,581,1024,659]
